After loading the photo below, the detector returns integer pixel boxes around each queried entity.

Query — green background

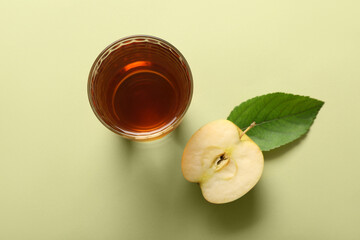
[1,0,360,239]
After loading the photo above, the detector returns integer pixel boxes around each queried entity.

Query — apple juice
[88,36,193,140]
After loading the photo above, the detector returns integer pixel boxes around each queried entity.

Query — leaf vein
[241,105,321,130]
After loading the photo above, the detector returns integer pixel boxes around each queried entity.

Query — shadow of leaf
[263,134,308,161]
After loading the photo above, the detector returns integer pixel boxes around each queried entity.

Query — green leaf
[227,92,324,151]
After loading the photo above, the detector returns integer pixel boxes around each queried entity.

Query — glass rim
[87,34,193,141]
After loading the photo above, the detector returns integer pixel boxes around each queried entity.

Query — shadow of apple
[205,187,261,232]
[107,120,262,235]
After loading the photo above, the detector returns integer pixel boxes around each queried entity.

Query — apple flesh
[181,119,264,204]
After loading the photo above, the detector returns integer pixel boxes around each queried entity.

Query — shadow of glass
[109,131,185,204]
[112,117,191,157]
[171,117,193,148]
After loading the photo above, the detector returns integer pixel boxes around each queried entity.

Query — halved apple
[181,119,264,204]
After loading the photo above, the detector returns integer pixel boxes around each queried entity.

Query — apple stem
[240,122,256,139]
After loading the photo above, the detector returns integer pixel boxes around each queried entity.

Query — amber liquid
[112,65,178,132]
[89,37,192,138]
